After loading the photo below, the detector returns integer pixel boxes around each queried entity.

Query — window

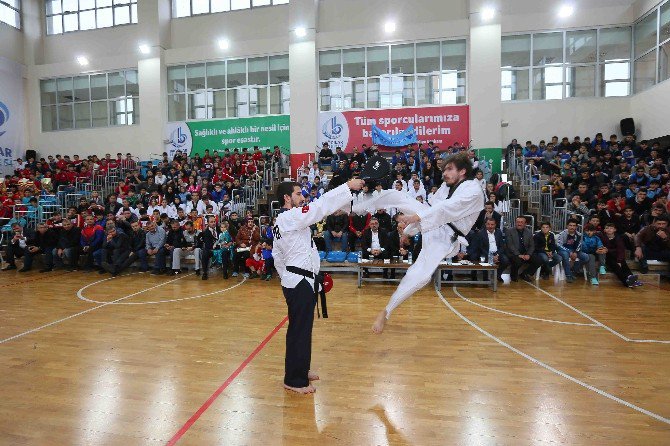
[0,0,21,29]
[167,54,289,121]
[632,0,670,92]
[40,69,139,131]
[172,0,287,18]
[501,26,632,101]
[318,39,467,111]
[45,0,138,35]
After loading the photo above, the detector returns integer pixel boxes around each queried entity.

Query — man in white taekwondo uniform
[273,177,365,394]
[353,152,484,333]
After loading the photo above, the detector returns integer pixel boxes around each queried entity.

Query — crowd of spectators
[1,146,285,281]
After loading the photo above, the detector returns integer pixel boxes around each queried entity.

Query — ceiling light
[76,56,89,66]
[384,21,396,33]
[218,39,230,50]
[482,7,495,21]
[295,27,307,38]
[558,4,574,18]
[138,44,150,54]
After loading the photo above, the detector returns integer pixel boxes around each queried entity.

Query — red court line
[166,315,289,446]
[0,271,67,288]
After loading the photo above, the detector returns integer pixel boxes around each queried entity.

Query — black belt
[447,222,466,243]
[286,266,328,318]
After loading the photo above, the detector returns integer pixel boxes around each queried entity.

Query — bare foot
[283,383,316,394]
[308,370,320,381]
[372,309,388,334]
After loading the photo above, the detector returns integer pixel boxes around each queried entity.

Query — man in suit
[504,216,536,281]
[470,217,508,281]
[100,222,132,276]
[361,217,390,278]
[19,223,58,272]
[473,201,502,231]
[386,220,414,279]
[2,223,35,271]
[199,215,219,280]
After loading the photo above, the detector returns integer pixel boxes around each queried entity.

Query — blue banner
[371,124,417,147]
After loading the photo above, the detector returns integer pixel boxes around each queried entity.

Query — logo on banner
[319,112,349,149]
[0,101,9,137]
[165,122,192,159]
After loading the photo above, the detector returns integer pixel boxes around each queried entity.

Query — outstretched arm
[401,183,484,232]
[278,179,364,232]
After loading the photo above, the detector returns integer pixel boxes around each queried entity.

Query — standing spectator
[199,215,219,280]
[323,209,349,253]
[599,223,640,287]
[145,221,167,275]
[504,216,535,282]
[532,221,561,279]
[556,219,590,283]
[635,214,670,274]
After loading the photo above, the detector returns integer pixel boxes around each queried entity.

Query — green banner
[476,148,503,174]
[186,115,290,156]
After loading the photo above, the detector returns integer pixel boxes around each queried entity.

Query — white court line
[77,273,247,305]
[524,281,670,344]
[452,287,598,327]
[0,273,191,345]
[436,287,670,425]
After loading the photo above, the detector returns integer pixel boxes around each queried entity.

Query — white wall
[0,24,24,65]
[501,97,632,144]
[630,79,670,139]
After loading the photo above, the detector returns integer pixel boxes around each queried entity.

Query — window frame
[44,0,138,36]
[0,0,22,29]
[171,0,288,19]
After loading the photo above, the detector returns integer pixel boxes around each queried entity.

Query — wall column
[468,4,502,156]
[288,0,319,171]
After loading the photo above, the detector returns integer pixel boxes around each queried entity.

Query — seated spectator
[616,207,641,250]
[386,220,415,279]
[81,215,105,271]
[145,221,167,275]
[324,209,349,253]
[471,217,509,282]
[348,211,370,251]
[173,220,201,275]
[2,223,34,271]
[635,214,670,274]
[556,219,590,283]
[581,223,607,286]
[99,222,131,276]
[504,216,535,282]
[599,223,640,287]
[361,217,390,278]
[164,219,186,275]
[374,208,393,234]
[628,188,652,216]
[406,179,426,202]
[474,201,502,231]
[318,143,334,169]
[20,223,58,273]
[532,221,561,279]
[567,195,591,218]
[54,219,81,271]
[640,203,666,228]
[123,221,148,272]
[234,218,260,279]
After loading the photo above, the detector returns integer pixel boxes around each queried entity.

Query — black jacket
[129,229,146,252]
[474,210,502,230]
[470,228,505,260]
[103,232,131,259]
[57,227,81,249]
[533,231,557,254]
[199,227,220,250]
[29,228,58,251]
[325,213,348,233]
[386,229,414,258]
[165,228,186,249]
[362,228,390,254]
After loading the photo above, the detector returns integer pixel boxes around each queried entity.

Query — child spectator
[581,223,607,285]
[599,223,640,288]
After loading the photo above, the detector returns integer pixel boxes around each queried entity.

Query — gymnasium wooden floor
[1,269,669,445]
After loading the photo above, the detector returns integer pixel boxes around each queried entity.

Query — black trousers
[234,250,250,273]
[605,257,633,286]
[5,243,25,265]
[201,248,213,274]
[283,278,316,388]
[510,255,540,280]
